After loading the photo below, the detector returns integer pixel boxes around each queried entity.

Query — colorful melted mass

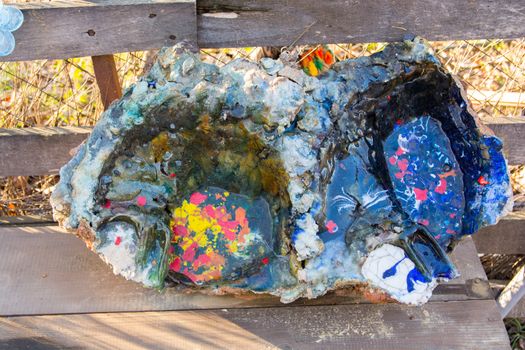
[51,38,512,305]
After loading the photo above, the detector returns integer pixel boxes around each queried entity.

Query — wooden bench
[1,1,524,348]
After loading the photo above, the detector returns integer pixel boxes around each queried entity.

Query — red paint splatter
[170,257,181,271]
[173,225,189,237]
[137,196,147,207]
[413,188,428,201]
[190,192,208,205]
[326,220,338,234]
[388,156,397,165]
[182,242,198,262]
[261,257,270,265]
[395,119,403,125]
[435,178,447,194]
[114,236,122,246]
[395,147,405,156]
[169,173,176,178]
[418,219,429,226]
[478,176,489,186]
[103,199,111,209]
[397,158,409,172]
[193,254,212,269]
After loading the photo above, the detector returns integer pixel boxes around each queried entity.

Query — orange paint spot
[478,176,489,186]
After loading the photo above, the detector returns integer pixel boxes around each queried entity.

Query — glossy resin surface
[51,38,512,305]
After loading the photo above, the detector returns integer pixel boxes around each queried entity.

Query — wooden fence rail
[4,0,525,62]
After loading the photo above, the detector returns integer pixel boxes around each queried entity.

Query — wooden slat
[0,127,91,177]
[4,0,197,62]
[1,117,524,177]
[92,54,122,109]
[0,300,510,349]
[196,0,525,48]
[3,0,525,62]
[484,117,525,166]
[474,211,525,255]
[0,225,488,316]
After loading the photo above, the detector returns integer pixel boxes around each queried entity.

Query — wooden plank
[474,211,525,255]
[92,54,122,109]
[4,0,196,62]
[470,90,525,108]
[484,117,525,166]
[0,127,91,177]
[3,0,525,62]
[497,265,525,317]
[1,118,524,177]
[0,300,510,349]
[196,0,525,48]
[0,224,489,316]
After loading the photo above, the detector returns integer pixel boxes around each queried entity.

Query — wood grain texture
[1,117,523,177]
[0,300,510,350]
[197,0,525,48]
[474,211,525,255]
[4,0,196,62]
[92,54,122,109]
[0,225,487,316]
[3,0,525,62]
[0,127,91,176]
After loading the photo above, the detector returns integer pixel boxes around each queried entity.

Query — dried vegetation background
[0,40,524,218]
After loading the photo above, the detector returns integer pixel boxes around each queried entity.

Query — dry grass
[1,39,524,217]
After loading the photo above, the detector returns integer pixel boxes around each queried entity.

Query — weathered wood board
[0,224,488,316]
[4,0,197,62]
[3,0,525,62]
[197,0,525,48]
[0,300,510,349]
[474,211,525,255]
[0,127,92,177]
[1,117,523,177]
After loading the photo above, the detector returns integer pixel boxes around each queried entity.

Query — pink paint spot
[446,229,456,235]
[103,199,111,209]
[170,257,181,271]
[478,176,489,186]
[182,242,198,262]
[169,245,175,254]
[397,158,409,172]
[413,188,428,201]
[190,192,208,205]
[388,156,397,165]
[450,213,456,219]
[395,172,404,179]
[114,236,122,246]
[395,147,405,156]
[169,173,176,178]
[193,254,212,269]
[339,163,347,170]
[173,225,189,237]
[261,257,270,265]
[435,178,447,194]
[387,95,391,101]
[137,196,147,207]
[326,220,338,234]
[418,219,430,226]
[435,234,442,240]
